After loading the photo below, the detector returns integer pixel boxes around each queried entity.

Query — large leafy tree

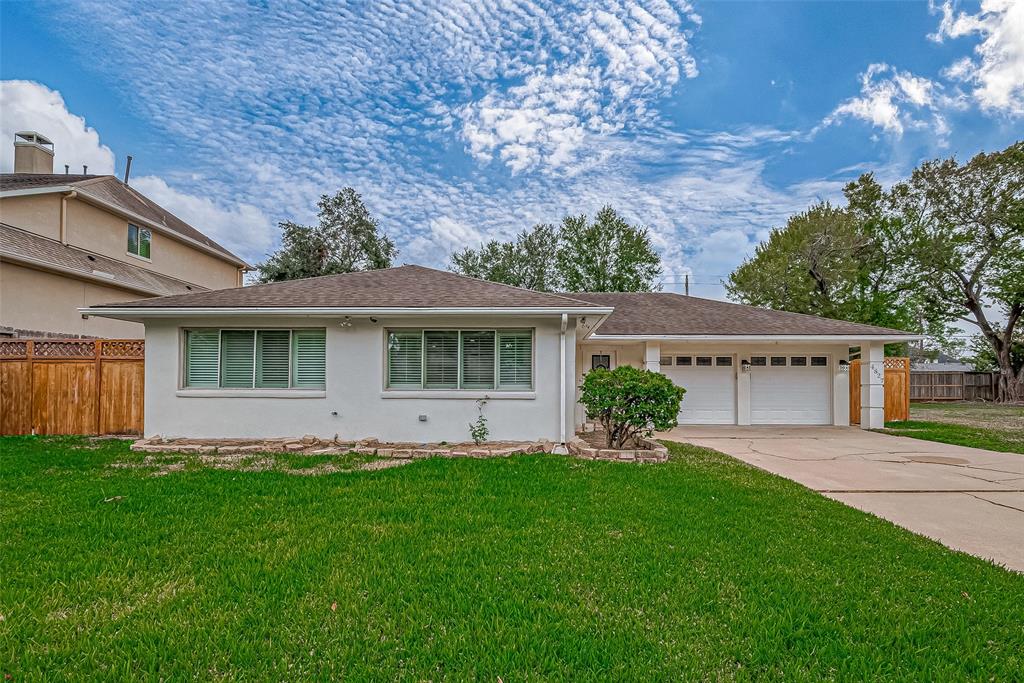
[890,143,1024,401]
[725,198,919,333]
[556,206,662,292]
[450,223,560,291]
[255,188,396,283]
[450,206,662,292]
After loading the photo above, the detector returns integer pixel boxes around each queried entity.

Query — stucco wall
[0,261,143,337]
[576,341,851,427]
[143,314,579,442]
[64,199,239,290]
[0,195,62,239]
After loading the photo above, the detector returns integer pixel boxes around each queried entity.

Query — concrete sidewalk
[658,426,1024,572]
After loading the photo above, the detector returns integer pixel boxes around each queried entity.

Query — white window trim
[176,389,326,399]
[384,327,534,392]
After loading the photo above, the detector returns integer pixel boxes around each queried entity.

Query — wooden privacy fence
[849,357,910,424]
[910,370,998,402]
[0,339,144,436]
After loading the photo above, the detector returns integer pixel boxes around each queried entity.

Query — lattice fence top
[33,340,95,358]
[0,339,144,360]
[100,340,145,358]
[0,340,29,358]
[883,357,909,370]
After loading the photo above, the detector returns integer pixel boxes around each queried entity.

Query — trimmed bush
[579,366,686,448]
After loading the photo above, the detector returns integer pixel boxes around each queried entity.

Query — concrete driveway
[659,426,1024,572]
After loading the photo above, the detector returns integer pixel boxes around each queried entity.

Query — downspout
[60,190,77,244]
[556,313,568,453]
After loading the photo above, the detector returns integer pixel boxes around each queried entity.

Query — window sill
[176,389,326,399]
[381,390,535,400]
[126,251,152,263]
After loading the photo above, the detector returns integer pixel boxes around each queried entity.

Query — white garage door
[750,354,831,424]
[664,354,736,424]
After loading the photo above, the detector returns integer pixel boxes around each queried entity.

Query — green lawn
[884,402,1024,454]
[2,437,1022,680]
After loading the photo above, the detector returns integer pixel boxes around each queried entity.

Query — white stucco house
[82,265,919,443]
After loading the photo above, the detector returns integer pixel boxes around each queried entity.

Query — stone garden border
[131,435,668,463]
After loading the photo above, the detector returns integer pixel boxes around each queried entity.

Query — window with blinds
[386,329,533,391]
[183,328,325,390]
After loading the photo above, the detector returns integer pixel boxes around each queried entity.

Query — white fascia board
[0,186,74,198]
[588,333,923,343]
[80,306,615,321]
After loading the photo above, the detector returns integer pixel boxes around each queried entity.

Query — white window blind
[424,331,459,389]
[497,330,532,389]
[460,331,495,389]
[388,331,423,388]
[183,328,324,390]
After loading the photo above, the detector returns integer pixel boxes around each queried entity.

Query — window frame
[181,327,325,391]
[127,223,152,260]
[385,327,534,392]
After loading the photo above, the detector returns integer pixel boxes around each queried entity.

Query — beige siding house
[1,131,248,338]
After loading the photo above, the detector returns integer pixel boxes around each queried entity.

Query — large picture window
[184,328,326,389]
[387,329,533,391]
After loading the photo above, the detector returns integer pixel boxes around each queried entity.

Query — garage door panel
[665,366,736,425]
[750,365,830,425]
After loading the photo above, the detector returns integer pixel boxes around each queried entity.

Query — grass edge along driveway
[2,436,1022,680]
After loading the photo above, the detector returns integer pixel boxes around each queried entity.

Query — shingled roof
[567,292,914,337]
[2,223,206,297]
[0,174,245,265]
[90,265,609,310]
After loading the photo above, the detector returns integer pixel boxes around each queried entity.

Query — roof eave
[587,333,923,343]
[1,184,250,269]
[80,305,615,322]
[1,251,191,298]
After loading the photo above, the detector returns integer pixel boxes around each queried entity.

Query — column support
[644,341,661,372]
[860,342,885,429]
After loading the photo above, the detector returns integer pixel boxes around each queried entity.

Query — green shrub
[579,366,686,448]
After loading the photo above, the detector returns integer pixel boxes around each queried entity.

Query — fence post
[26,340,35,435]
[94,339,103,435]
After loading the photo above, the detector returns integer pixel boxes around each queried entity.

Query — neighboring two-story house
[0,131,248,338]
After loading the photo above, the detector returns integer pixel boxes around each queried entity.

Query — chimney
[13,131,54,174]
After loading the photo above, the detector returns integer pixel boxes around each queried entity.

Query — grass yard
[2,437,1023,680]
[884,402,1024,454]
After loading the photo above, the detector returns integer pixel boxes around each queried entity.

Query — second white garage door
[750,354,831,424]
[664,355,736,425]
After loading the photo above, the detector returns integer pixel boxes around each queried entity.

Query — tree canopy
[255,188,396,283]
[450,206,662,292]
[727,141,1024,401]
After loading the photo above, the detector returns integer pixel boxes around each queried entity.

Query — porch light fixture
[838,359,850,373]
[740,359,751,373]
[339,316,353,328]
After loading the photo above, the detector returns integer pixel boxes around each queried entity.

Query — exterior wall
[0,261,143,338]
[0,194,62,240]
[143,314,578,442]
[576,340,852,427]
[64,199,239,290]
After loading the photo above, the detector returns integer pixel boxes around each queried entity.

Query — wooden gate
[0,339,144,436]
[849,357,910,425]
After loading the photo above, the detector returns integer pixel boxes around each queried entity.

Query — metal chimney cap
[15,131,54,147]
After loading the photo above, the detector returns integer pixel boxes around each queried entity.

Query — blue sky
[2,0,1021,297]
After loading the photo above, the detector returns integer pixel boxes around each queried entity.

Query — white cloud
[131,175,275,262]
[0,80,115,174]
[931,0,1024,115]
[823,64,949,139]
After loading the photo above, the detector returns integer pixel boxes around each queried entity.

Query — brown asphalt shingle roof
[0,174,245,265]
[91,265,608,309]
[567,292,913,336]
[1,223,207,297]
